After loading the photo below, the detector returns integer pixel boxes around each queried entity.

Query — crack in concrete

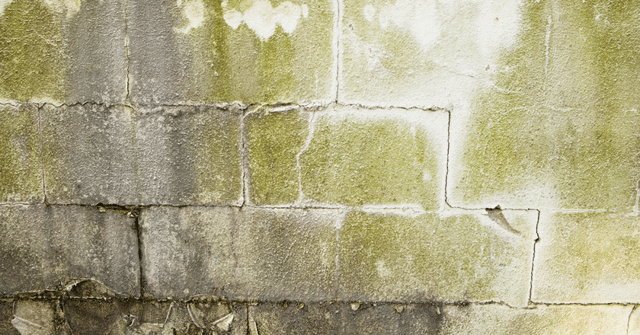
[295,111,316,206]
[528,210,541,305]
[627,305,637,335]
[36,105,47,205]
[123,0,132,104]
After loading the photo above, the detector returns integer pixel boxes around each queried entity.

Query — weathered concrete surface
[628,306,640,335]
[297,106,448,210]
[338,209,538,307]
[0,104,42,203]
[41,104,243,205]
[246,107,311,205]
[11,300,66,334]
[440,304,632,335]
[0,300,18,335]
[449,0,640,211]
[0,0,127,104]
[339,0,521,108]
[140,206,237,299]
[136,105,243,205]
[41,104,140,205]
[128,0,335,105]
[0,205,139,297]
[140,207,340,301]
[532,212,640,304]
[249,302,443,334]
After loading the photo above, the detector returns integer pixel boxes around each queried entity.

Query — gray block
[41,104,243,205]
[0,205,140,296]
[140,207,340,301]
[249,302,443,335]
[0,300,19,335]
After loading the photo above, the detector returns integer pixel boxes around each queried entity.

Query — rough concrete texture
[247,105,448,209]
[0,0,127,105]
[0,104,42,203]
[339,209,538,307]
[0,205,139,297]
[2,0,640,332]
[448,0,640,211]
[533,211,640,304]
[41,104,242,205]
[249,302,443,334]
[140,206,340,301]
[127,0,335,105]
[440,304,632,335]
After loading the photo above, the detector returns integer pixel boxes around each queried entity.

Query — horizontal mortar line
[529,301,640,307]
[1,296,635,310]
[3,100,449,113]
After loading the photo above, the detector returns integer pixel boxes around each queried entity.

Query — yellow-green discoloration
[441,305,631,335]
[456,1,640,210]
[0,0,65,102]
[339,211,534,305]
[182,0,334,103]
[0,105,42,202]
[533,212,640,303]
[300,116,439,209]
[247,110,309,205]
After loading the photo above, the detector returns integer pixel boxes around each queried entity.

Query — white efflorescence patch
[0,0,12,16]
[176,0,206,34]
[366,0,521,57]
[222,0,308,40]
[43,0,81,17]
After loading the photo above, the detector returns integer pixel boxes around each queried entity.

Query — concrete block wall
[0,0,639,334]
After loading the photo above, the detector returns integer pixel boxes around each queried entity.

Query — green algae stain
[195,0,333,103]
[0,0,65,102]
[339,211,523,301]
[458,0,640,210]
[300,116,439,209]
[551,213,640,293]
[0,105,42,202]
[247,110,309,205]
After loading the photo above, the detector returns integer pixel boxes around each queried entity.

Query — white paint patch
[177,0,206,34]
[363,4,376,21]
[222,0,307,40]
[375,260,392,278]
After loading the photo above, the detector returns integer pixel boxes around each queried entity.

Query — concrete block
[231,208,339,301]
[42,104,243,205]
[532,212,640,304]
[440,304,632,335]
[299,107,448,210]
[140,207,340,301]
[0,300,18,335]
[249,302,442,335]
[41,104,140,205]
[338,209,538,307]
[0,205,140,297]
[127,0,335,105]
[246,108,310,205]
[0,104,43,203]
[11,300,66,334]
[339,0,523,108]
[136,106,243,205]
[0,0,127,104]
[448,1,640,211]
[140,206,236,299]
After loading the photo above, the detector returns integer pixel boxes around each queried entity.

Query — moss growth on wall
[247,110,309,205]
[339,211,532,304]
[456,0,640,210]
[0,105,42,202]
[0,0,65,102]
[301,116,440,209]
